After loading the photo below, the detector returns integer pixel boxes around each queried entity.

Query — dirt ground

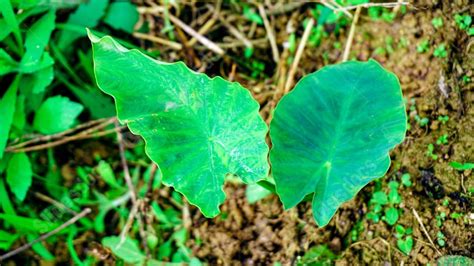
[10,1,472,265]
[178,1,473,265]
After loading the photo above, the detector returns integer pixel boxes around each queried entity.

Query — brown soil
[182,1,473,265]
[10,1,472,265]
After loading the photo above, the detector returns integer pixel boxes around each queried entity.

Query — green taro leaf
[7,152,33,201]
[89,31,269,217]
[33,96,84,134]
[270,60,406,226]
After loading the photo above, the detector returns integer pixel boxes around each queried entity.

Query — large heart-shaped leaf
[88,31,269,217]
[270,60,406,226]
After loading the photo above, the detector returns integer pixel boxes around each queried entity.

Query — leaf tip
[312,206,334,228]
[86,28,100,43]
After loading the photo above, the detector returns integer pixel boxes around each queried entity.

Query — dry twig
[115,121,137,204]
[342,6,362,62]
[218,13,252,48]
[145,164,158,198]
[115,121,150,255]
[284,18,314,94]
[6,127,122,153]
[258,4,280,63]
[6,117,115,151]
[322,0,353,18]
[412,208,443,256]
[168,13,224,55]
[336,1,409,11]
[133,32,182,50]
[267,2,305,16]
[188,0,222,46]
[213,38,268,49]
[118,199,141,247]
[34,192,78,215]
[138,6,224,55]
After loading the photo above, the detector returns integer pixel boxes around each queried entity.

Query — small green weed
[454,14,473,35]
[426,144,438,160]
[367,179,403,226]
[442,198,449,206]
[397,235,413,255]
[368,7,396,23]
[401,173,412,187]
[416,40,430,53]
[395,224,414,255]
[436,211,446,227]
[409,98,430,128]
[243,5,263,25]
[437,115,449,124]
[450,162,474,171]
[450,212,462,219]
[415,116,429,127]
[349,221,364,242]
[398,37,409,48]
[431,17,443,29]
[433,44,447,58]
[436,134,448,145]
[437,231,446,247]
[287,33,296,54]
[462,75,471,84]
[244,46,254,58]
[297,244,337,265]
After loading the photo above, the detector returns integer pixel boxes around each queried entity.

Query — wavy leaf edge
[269,59,407,226]
[88,29,269,217]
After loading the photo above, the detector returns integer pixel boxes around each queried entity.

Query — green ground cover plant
[89,31,407,227]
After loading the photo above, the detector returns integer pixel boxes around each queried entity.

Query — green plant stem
[50,42,84,85]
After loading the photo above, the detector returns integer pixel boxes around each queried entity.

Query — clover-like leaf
[270,60,406,226]
[88,31,269,217]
